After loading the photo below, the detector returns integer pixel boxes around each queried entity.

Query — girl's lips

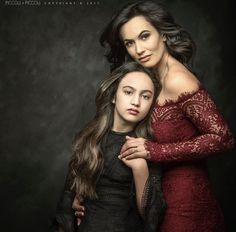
[127,109,140,115]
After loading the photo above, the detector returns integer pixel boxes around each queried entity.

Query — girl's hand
[119,156,147,171]
[119,136,150,160]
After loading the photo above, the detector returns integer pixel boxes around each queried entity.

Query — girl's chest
[102,139,132,181]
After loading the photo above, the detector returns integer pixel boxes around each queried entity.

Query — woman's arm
[119,72,234,162]
[146,88,234,162]
[119,88,234,162]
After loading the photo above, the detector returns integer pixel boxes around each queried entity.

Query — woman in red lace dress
[98,1,234,231]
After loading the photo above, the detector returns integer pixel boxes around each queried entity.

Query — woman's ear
[162,34,166,42]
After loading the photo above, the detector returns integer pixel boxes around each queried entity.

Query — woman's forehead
[120,16,154,39]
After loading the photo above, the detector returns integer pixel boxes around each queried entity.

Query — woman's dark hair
[69,61,159,199]
[100,0,196,71]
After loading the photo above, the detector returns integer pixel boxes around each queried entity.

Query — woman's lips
[139,55,151,63]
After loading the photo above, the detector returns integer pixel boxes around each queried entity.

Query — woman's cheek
[127,48,137,60]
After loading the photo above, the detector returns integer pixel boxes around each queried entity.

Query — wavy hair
[100,1,196,71]
[69,62,159,199]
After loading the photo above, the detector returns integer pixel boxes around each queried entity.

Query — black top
[52,130,166,232]
[78,130,143,232]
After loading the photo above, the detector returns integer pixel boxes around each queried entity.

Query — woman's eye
[124,41,133,48]
[140,33,150,41]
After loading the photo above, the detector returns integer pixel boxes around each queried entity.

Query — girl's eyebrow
[122,86,153,94]
[122,85,135,89]
[123,30,150,42]
[141,89,153,94]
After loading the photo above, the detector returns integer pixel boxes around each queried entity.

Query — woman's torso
[151,91,225,231]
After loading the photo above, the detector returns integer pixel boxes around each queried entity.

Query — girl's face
[112,71,154,132]
[120,16,167,69]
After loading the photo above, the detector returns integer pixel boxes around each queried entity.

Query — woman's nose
[135,42,144,55]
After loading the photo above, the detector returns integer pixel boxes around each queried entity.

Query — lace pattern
[146,88,234,162]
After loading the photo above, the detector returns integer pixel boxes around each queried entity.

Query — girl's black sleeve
[51,171,77,232]
[141,163,166,232]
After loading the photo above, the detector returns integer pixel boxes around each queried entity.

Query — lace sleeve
[145,89,234,162]
[51,172,77,232]
[141,164,166,232]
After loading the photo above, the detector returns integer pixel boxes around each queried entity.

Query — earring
[112,99,115,104]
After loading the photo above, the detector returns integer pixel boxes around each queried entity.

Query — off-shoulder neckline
[155,84,204,108]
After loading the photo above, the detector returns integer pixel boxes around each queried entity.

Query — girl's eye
[142,95,151,100]
[124,90,133,95]
[140,33,150,41]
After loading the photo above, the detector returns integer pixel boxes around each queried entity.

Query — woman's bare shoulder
[164,65,200,97]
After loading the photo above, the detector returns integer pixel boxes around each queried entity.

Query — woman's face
[120,16,167,68]
[112,71,154,132]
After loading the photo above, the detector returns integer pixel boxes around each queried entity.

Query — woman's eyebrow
[123,30,150,41]
[138,30,150,38]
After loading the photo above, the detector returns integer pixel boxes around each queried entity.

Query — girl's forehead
[118,71,154,89]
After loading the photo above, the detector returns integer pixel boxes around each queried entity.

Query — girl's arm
[132,160,149,214]
[121,158,166,231]
[120,158,148,214]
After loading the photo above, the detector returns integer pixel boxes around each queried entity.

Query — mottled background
[0,0,235,231]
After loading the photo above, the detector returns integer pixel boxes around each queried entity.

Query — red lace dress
[145,87,234,232]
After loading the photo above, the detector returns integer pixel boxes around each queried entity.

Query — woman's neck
[155,53,169,84]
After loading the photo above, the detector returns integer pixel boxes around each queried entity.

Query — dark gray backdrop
[0,0,235,231]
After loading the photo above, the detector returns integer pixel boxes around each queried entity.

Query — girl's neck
[112,124,135,133]
[110,129,133,135]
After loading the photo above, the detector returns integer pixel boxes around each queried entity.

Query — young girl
[54,62,166,232]
[97,1,234,231]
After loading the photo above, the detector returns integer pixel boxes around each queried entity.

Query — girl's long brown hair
[69,62,159,199]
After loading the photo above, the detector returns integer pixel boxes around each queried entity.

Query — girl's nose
[131,94,140,107]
